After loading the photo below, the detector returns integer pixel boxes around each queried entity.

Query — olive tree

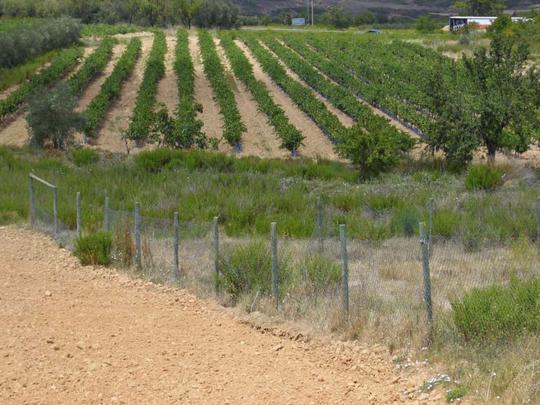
[26,83,84,149]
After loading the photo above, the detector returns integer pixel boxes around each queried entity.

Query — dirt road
[0,227,441,404]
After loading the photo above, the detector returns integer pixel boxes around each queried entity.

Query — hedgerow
[0,47,82,121]
[67,37,115,96]
[219,34,304,154]
[198,30,245,149]
[0,17,81,69]
[83,37,141,139]
[125,32,166,143]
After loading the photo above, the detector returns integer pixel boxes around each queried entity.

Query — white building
[449,16,530,31]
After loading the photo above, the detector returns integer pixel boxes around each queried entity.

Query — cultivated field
[1,17,540,404]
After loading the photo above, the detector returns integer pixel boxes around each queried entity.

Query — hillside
[236,0,540,16]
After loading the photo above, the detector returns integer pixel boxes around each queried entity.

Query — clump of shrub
[217,240,290,300]
[465,164,504,191]
[74,231,112,266]
[299,255,341,290]
[452,278,540,342]
[70,148,100,167]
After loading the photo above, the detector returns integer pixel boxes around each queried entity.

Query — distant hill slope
[236,0,540,16]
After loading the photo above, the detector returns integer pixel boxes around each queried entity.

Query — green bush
[70,148,100,167]
[299,255,341,289]
[446,385,468,402]
[465,165,504,191]
[74,232,113,266]
[218,240,290,299]
[452,278,540,342]
[391,208,418,237]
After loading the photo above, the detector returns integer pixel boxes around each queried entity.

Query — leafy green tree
[415,15,439,33]
[336,125,415,179]
[26,83,84,149]
[354,11,376,26]
[428,29,540,166]
[174,0,201,29]
[324,6,351,29]
[453,0,505,16]
[151,107,207,149]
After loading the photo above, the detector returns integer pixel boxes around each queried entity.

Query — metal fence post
[134,202,142,269]
[536,199,540,248]
[52,186,58,236]
[316,196,324,253]
[76,192,81,238]
[103,196,110,232]
[340,224,349,315]
[271,222,279,309]
[173,212,180,282]
[420,222,433,326]
[29,175,35,228]
[213,216,219,293]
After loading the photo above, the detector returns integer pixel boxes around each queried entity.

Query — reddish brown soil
[0,227,444,404]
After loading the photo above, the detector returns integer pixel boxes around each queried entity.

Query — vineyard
[0,27,538,164]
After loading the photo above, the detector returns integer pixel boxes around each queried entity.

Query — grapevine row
[261,36,405,141]
[172,30,205,148]
[198,30,245,149]
[126,32,166,142]
[218,34,304,154]
[241,35,346,144]
[282,34,432,136]
[83,38,142,139]
[67,38,115,96]
[0,47,83,121]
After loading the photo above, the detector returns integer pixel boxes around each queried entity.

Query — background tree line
[0,0,239,28]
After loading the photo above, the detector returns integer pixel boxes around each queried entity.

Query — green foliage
[156,29,206,149]
[81,24,146,37]
[219,34,304,154]
[26,82,84,149]
[453,0,505,16]
[84,37,141,138]
[198,30,245,148]
[260,35,407,155]
[70,148,100,166]
[125,31,166,143]
[67,37,114,95]
[323,5,351,29]
[0,47,82,121]
[0,17,80,69]
[217,240,290,299]
[74,231,113,266]
[337,125,415,178]
[452,278,540,342]
[446,386,468,402]
[242,35,344,146]
[0,49,59,93]
[465,165,504,191]
[428,30,540,165]
[194,0,239,29]
[415,16,439,33]
[299,255,341,289]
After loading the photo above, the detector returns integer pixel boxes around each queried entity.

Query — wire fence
[28,173,540,346]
